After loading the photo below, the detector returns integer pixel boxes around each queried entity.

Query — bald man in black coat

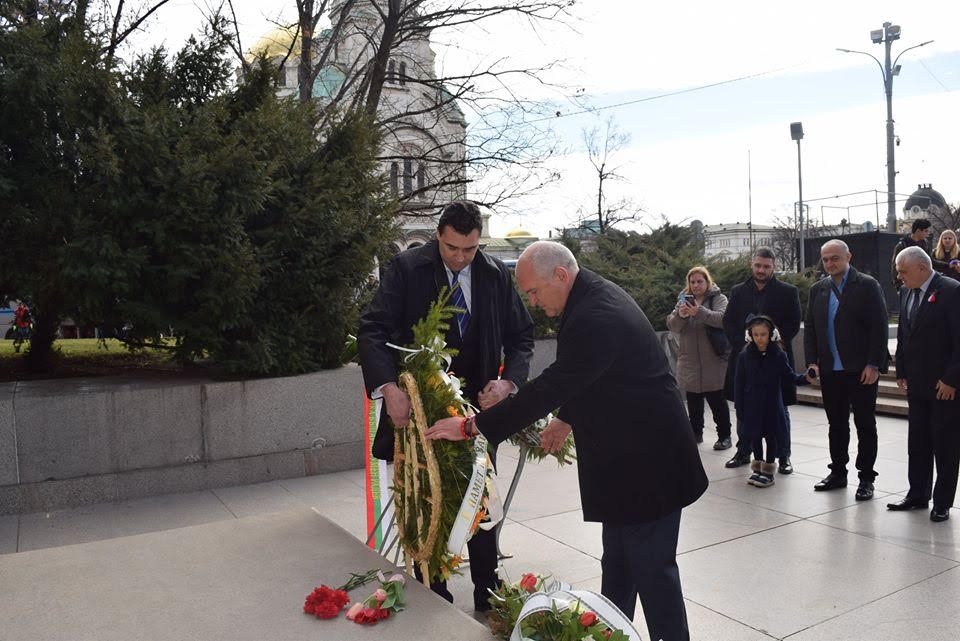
[428,241,707,641]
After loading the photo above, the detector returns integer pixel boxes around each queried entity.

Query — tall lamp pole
[790,122,805,272]
[838,23,933,232]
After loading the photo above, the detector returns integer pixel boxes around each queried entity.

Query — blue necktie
[450,271,471,336]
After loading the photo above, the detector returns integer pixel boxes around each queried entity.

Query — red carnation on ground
[353,606,391,624]
[303,585,350,619]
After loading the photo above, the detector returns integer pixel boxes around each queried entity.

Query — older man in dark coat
[427,241,708,641]
[723,247,802,473]
[358,200,534,611]
[887,246,960,522]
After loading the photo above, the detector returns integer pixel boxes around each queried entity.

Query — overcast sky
[128,0,960,237]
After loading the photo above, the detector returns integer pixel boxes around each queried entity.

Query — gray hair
[896,245,932,269]
[519,241,579,278]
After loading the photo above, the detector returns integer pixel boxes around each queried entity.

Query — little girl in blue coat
[734,315,812,487]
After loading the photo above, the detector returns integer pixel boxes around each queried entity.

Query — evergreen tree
[1,6,396,376]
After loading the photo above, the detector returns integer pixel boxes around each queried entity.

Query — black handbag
[704,293,731,358]
[706,325,731,358]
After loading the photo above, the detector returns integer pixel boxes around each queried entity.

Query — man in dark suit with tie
[426,241,708,641]
[804,239,889,500]
[357,200,534,610]
[887,246,960,522]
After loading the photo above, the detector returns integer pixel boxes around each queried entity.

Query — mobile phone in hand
[683,294,696,305]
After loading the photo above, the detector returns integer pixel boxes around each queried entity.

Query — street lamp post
[790,122,805,272]
[838,23,933,232]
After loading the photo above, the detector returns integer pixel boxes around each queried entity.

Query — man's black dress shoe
[886,497,929,511]
[930,507,950,523]
[778,458,793,475]
[855,482,874,501]
[724,452,751,468]
[813,474,847,491]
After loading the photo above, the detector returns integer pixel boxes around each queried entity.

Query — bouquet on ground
[389,288,501,584]
[487,572,638,641]
[303,569,406,627]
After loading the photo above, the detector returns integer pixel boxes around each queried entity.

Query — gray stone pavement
[2,404,959,640]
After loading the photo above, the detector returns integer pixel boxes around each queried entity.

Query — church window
[403,159,413,195]
[390,162,399,195]
[399,61,407,85]
[387,60,396,84]
[416,163,425,193]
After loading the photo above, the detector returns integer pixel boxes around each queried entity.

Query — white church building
[251,1,469,253]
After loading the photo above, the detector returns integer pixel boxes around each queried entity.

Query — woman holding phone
[667,266,732,449]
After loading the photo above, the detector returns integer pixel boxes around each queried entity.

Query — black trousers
[685,390,731,439]
[906,394,960,509]
[751,433,778,464]
[419,526,499,609]
[601,510,689,641]
[819,370,878,481]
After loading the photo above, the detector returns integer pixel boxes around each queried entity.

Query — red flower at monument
[579,611,598,627]
[519,573,538,593]
[351,606,391,624]
[928,290,939,304]
[303,585,350,619]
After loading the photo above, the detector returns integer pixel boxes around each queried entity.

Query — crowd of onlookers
[669,227,960,522]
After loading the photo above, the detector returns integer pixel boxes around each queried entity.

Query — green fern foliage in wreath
[507,414,576,466]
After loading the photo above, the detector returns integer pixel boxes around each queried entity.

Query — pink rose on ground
[373,588,388,603]
[345,602,364,621]
[388,573,406,585]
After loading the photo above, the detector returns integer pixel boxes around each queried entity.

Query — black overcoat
[357,240,534,460]
[804,267,889,374]
[476,269,708,525]
[734,344,807,442]
[895,273,960,397]
[722,276,801,404]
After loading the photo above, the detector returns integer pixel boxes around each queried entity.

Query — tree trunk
[24,304,62,374]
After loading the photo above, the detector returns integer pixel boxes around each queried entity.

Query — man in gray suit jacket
[427,241,707,641]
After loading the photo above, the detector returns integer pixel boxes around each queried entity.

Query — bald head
[820,239,851,279]
[515,241,579,317]
[519,241,579,278]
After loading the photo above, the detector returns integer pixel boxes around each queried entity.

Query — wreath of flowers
[487,572,631,641]
[507,413,577,466]
[391,288,497,583]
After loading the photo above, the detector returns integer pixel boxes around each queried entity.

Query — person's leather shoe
[855,482,874,501]
[886,497,929,511]
[813,474,847,491]
[778,457,793,474]
[713,437,732,451]
[694,431,704,444]
[930,507,950,523]
[724,452,751,468]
